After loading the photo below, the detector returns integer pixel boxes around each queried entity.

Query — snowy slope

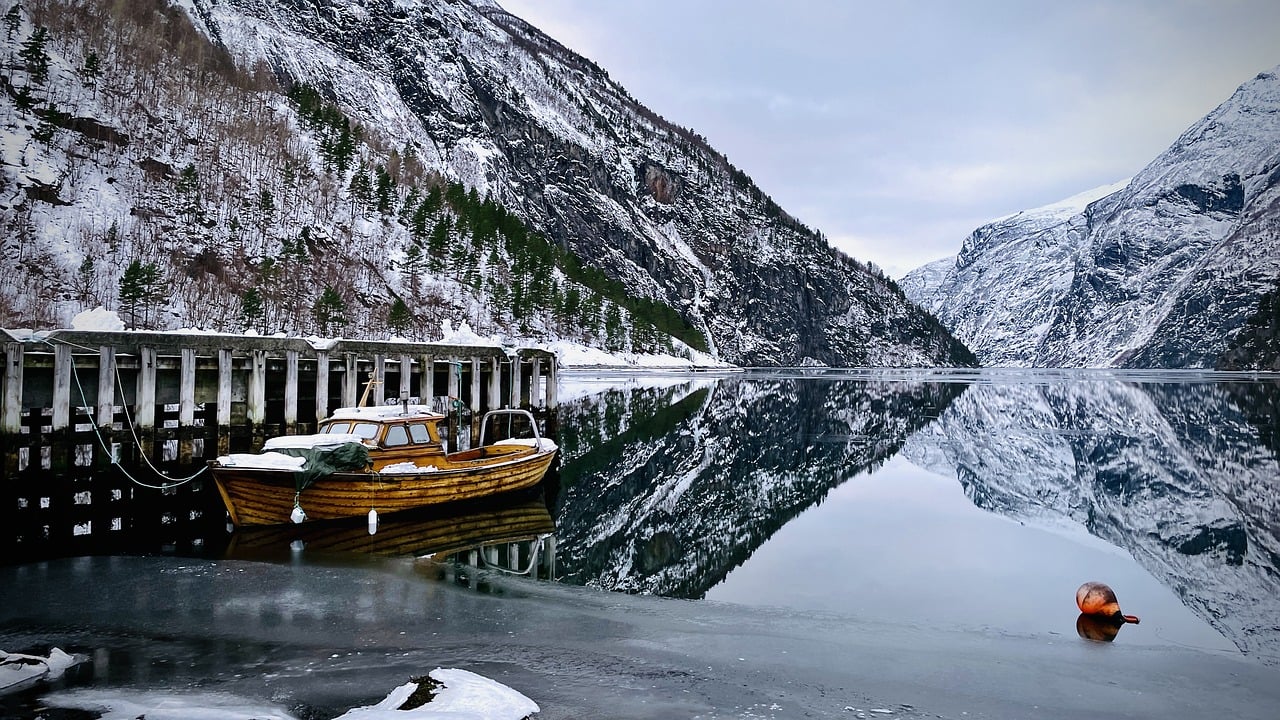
[0,0,973,368]
[901,180,1128,367]
[903,66,1280,368]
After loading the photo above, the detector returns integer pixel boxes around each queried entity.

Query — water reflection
[225,495,556,567]
[903,376,1280,661]
[552,373,964,596]
[553,371,1280,663]
[1076,613,1127,643]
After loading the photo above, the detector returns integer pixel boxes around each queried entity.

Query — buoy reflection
[1076,612,1125,642]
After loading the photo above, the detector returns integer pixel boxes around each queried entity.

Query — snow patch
[70,307,125,332]
[335,668,539,720]
[37,668,538,720]
[215,452,307,471]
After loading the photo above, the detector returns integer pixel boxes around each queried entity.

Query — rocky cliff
[902,66,1280,368]
[0,0,973,367]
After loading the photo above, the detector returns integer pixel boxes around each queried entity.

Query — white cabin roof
[326,405,445,422]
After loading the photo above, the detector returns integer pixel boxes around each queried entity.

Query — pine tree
[374,165,395,215]
[410,200,430,240]
[240,287,264,332]
[313,286,347,336]
[422,184,443,216]
[33,103,63,144]
[12,83,33,111]
[428,217,450,271]
[80,51,100,87]
[402,243,424,295]
[256,188,275,236]
[19,26,50,88]
[400,187,420,224]
[119,259,162,329]
[349,168,372,211]
[76,256,95,305]
[3,5,20,43]
[176,163,202,222]
[333,123,356,175]
[561,284,582,331]
[293,227,312,259]
[581,294,602,342]
[388,298,413,336]
[604,304,625,352]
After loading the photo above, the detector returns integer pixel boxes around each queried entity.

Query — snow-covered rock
[903,66,1280,368]
[38,668,538,719]
[1,648,85,695]
[335,668,539,720]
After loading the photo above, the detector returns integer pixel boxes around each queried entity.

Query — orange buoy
[1076,581,1140,624]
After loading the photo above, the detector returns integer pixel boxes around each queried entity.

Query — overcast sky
[497,0,1280,277]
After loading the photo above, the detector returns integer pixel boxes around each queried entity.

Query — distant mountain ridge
[902,66,1280,369]
[0,0,973,368]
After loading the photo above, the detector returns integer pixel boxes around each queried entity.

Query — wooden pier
[0,329,558,560]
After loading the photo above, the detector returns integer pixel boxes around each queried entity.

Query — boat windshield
[384,425,409,446]
[408,423,432,443]
[322,421,380,440]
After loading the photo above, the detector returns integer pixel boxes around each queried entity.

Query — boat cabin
[317,406,449,465]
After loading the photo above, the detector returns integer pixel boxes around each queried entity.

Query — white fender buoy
[291,503,307,524]
[368,508,379,535]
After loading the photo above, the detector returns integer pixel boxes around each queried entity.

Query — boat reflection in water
[225,492,557,580]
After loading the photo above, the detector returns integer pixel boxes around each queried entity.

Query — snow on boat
[210,406,556,527]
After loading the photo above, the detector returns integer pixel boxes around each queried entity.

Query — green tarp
[270,442,371,493]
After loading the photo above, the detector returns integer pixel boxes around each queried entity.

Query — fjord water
[4,368,1280,719]
[553,369,1280,664]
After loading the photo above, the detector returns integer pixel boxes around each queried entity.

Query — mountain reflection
[903,375,1280,663]
[552,374,963,597]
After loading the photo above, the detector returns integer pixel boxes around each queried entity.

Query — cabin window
[384,425,409,447]
[323,422,351,434]
[408,423,432,444]
[351,422,379,440]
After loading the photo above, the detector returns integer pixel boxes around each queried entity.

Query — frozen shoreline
[3,555,1278,720]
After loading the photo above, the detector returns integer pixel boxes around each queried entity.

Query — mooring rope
[37,337,207,489]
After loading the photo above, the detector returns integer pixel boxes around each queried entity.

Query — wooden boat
[210,405,557,527]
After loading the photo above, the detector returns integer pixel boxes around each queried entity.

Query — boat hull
[213,448,556,527]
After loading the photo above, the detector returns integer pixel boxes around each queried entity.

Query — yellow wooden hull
[212,446,556,527]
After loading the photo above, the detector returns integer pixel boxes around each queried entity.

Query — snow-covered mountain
[901,378,1280,663]
[0,0,973,367]
[902,66,1280,368]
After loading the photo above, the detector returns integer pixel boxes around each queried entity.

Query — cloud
[498,0,1280,275]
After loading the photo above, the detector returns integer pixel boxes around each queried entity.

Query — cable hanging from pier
[38,337,207,490]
